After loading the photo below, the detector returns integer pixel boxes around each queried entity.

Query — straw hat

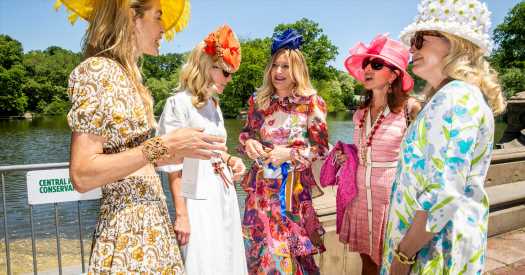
[53,0,190,40]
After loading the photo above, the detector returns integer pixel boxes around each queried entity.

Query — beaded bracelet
[142,136,169,164]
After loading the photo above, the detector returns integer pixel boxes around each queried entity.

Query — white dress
[157,90,248,275]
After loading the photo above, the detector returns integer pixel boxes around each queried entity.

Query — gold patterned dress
[67,56,185,274]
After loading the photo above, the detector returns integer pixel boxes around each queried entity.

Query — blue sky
[0,0,520,70]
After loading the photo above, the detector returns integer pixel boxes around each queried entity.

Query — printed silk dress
[67,57,184,274]
[239,94,329,275]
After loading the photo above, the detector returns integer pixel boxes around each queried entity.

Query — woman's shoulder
[165,90,193,108]
[69,56,125,84]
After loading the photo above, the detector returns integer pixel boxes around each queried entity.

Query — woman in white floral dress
[65,0,226,273]
[381,1,506,274]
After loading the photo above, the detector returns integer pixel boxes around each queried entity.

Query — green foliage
[146,75,180,115]
[499,67,525,98]
[490,2,525,98]
[0,35,28,115]
[491,2,525,70]
[142,53,185,80]
[43,97,71,115]
[219,38,271,117]
[274,18,338,81]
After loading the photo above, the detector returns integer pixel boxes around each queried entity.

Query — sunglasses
[361,58,397,71]
[410,31,445,50]
[213,65,232,78]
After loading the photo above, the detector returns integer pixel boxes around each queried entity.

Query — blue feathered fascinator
[271,29,304,55]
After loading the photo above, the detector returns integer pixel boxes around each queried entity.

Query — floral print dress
[239,94,329,275]
[381,81,495,275]
[67,57,184,274]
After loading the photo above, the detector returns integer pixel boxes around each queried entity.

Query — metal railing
[0,162,88,275]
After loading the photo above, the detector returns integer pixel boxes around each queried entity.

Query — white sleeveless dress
[157,90,248,275]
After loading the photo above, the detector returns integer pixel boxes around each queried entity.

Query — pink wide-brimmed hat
[344,34,414,92]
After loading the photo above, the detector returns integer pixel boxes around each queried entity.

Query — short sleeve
[413,85,482,233]
[156,93,189,173]
[66,59,112,136]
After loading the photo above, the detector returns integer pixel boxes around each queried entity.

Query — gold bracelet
[226,155,233,166]
[142,136,169,164]
[394,247,416,265]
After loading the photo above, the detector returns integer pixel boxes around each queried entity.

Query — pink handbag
[320,141,358,233]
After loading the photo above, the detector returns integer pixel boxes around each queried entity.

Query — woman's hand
[245,139,267,161]
[390,257,412,275]
[335,148,347,165]
[161,128,226,160]
[228,156,246,181]
[264,146,291,166]
[174,214,191,246]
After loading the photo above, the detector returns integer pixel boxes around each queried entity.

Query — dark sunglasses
[213,65,232,78]
[361,58,397,71]
[410,31,445,50]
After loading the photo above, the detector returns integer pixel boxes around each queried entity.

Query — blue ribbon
[269,162,290,221]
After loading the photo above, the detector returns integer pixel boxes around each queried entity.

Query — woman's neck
[275,89,292,98]
[370,86,388,109]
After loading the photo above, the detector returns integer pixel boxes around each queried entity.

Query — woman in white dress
[157,25,248,275]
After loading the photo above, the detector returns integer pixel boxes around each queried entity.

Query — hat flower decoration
[203,25,241,72]
[344,33,414,92]
[400,0,493,54]
[271,29,304,55]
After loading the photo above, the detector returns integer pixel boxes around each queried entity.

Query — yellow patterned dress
[67,57,185,274]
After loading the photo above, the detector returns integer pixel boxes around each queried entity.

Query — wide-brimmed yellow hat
[53,0,190,40]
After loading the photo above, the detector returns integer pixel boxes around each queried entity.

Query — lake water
[0,113,356,242]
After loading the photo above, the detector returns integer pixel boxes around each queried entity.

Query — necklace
[358,105,387,163]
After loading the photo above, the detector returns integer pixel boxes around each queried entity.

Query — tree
[274,18,338,81]
[491,2,525,70]
[22,47,81,112]
[490,2,525,98]
[142,53,185,80]
[0,35,28,115]
[219,38,271,117]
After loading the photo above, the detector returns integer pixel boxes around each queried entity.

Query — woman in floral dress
[65,0,225,273]
[381,1,506,274]
[239,29,329,274]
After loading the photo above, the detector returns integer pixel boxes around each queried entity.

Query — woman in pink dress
[338,34,420,274]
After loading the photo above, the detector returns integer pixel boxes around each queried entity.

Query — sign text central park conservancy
[27,168,101,205]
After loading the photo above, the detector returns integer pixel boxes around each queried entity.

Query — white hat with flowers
[400,0,493,54]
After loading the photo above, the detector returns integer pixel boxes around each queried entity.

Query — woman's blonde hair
[82,0,156,126]
[255,49,316,110]
[426,32,506,115]
[177,42,218,109]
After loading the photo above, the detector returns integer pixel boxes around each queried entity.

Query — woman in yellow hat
[62,0,226,273]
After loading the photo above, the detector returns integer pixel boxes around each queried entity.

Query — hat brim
[344,53,414,92]
[55,0,190,40]
[399,21,491,55]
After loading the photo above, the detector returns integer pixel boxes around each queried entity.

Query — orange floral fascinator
[203,25,241,72]
[53,0,190,40]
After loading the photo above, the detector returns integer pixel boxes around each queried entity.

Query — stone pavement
[485,227,525,275]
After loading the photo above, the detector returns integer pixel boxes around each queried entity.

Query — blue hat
[271,29,304,55]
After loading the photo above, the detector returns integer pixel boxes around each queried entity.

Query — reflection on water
[0,113,355,243]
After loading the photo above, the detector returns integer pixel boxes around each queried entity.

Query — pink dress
[339,105,408,265]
